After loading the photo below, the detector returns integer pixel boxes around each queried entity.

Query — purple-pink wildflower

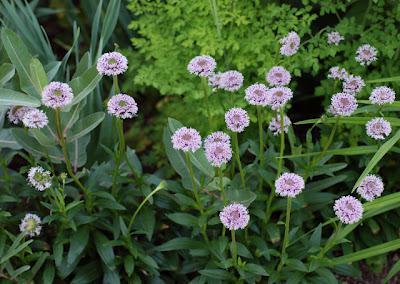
[280,31,300,56]
[369,86,396,105]
[366,117,391,140]
[355,44,378,66]
[22,109,48,129]
[219,203,250,230]
[187,55,216,77]
[266,66,291,86]
[97,51,128,76]
[42,82,73,108]
[268,114,291,135]
[8,106,34,124]
[327,31,344,45]
[343,75,365,95]
[328,66,348,80]
[357,175,384,201]
[220,71,244,92]
[334,196,363,224]
[204,131,230,147]
[171,127,202,152]
[329,93,358,117]
[107,94,138,119]
[245,83,269,106]
[275,173,305,198]
[205,142,232,167]
[265,87,293,110]
[225,108,250,133]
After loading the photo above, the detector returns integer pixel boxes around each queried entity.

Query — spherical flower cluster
[204,131,230,148]
[107,94,138,119]
[208,72,223,89]
[275,173,305,198]
[205,142,232,167]
[96,51,128,76]
[27,166,52,191]
[244,83,269,106]
[8,106,34,124]
[334,196,363,224]
[268,114,292,135]
[42,82,73,108]
[280,31,300,56]
[327,31,344,45]
[369,86,396,105]
[19,213,42,237]
[328,66,348,80]
[366,117,392,140]
[220,70,244,92]
[225,108,250,133]
[187,55,216,77]
[343,75,365,95]
[355,44,378,66]
[265,87,293,110]
[171,127,202,152]
[22,109,48,128]
[329,93,358,117]
[266,66,291,86]
[219,203,250,230]
[357,175,384,201]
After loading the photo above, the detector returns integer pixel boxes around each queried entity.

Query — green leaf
[69,66,103,106]
[295,116,400,126]
[245,263,269,276]
[199,269,235,280]
[0,129,21,149]
[99,0,121,51]
[67,226,90,264]
[225,188,257,207]
[71,262,100,284]
[0,88,41,107]
[167,212,198,227]
[351,128,400,192]
[30,58,48,94]
[94,232,116,270]
[131,207,155,240]
[0,63,15,86]
[366,76,400,83]
[155,237,204,251]
[66,112,105,142]
[124,256,135,277]
[384,259,400,283]
[42,263,55,284]
[282,146,378,159]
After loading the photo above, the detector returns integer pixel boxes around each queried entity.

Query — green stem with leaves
[277,197,292,272]
[232,132,246,190]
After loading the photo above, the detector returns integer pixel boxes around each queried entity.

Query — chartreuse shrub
[1,1,400,284]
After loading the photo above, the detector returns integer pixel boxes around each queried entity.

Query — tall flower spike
[280,31,300,56]
[22,109,48,129]
[97,51,128,76]
[329,93,358,117]
[225,108,250,133]
[220,71,244,92]
[244,83,269,106]
[369,86,396,105]
[327,31,344,45]
[27,166,52,191]
[268,114,291,136]
[8,106,34,124]
[19,213,42,237]
[275,173,305,198]
[107,94,138,119]
[42,82,74,108]
[187,55,216,77]
[334,196,363,224]
[266,66,291,86]
[219,203,250,230]
[171,127,202,152]
[366,117,391,140]
[204,131,231,147]
[265,87,293,110]
[205,142,232,167]
[355,44,378,66]
[357,174,384,201]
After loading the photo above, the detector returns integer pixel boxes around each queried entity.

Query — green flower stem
[185,153,204,214]
[112,118,126,196]
[218,167,226,203]
[257,106,265,191]
[55,109,91,212]
[277,197,292,272]
[231,229,238,267]
[318,222,343,258]
[113,75,120,94]
[265,108,285,222]
[209,0,221,38]
[201,77,212,129]
[232,132,246,190]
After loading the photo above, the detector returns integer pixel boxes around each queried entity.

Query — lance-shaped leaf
[66,112,105,142]
[0,88,41,107]
[69,66,103,106]
[0,63,15,86]
[30,58,48,94]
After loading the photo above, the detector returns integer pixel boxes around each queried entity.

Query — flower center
[275,72,282,78]
[233,114,241,121]
[215,146,224,154]
[373,123,383,132]
[230,210,240,220]
[182,134,192,141]
[108,58,117,65]
[274,91,283,97]
[54,90,62,97]
[340,98,349,106]
[26,219,37,232]
[197,59,207,66]
[254,89,263,96]
[118,100,127,107]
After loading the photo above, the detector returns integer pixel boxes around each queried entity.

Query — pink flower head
[187,55,216,77]
[329,93,358,117]
[220,71,244,92]
[327,31,344,45]
[107,94,138,119]
[219,203,250,230]
[8,106,34,124]
[19,213,42,237]
[97,51,128,76]
[334,196,363,224]
[357,174,384,201]
[265,87,293,110]
[328,66,348,80]
[268,114,291,135]
[205,142,232,167]
[204,131,230,147]
[245,83,269,106]
[225,107,250,133]
[27,166,52,191]
[42,82,73,108]
[343,75,365,95]
[22,109,48,129]
[266,66,291,86]
[369,86,396,105]
[208,72,223,89]
[171,127,202,152]
[275,173,305,198]
[355,44,378,66]
[280,31,300,56]
[366,117,391,140]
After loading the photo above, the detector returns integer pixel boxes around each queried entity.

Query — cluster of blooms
[356,174,384,201]
[355,44,378,66]
[343,75,365,95]
[328,66,348,80]
[366,117,392,140]
[329,92,358,117]
[275,173,305,198]
[369,86,396,105]
[107,94,138,119]
[204,131,230,147]
[97,51,128,76]
[280,31,300,56]
[27,166,52,191]
[171,127,202,152]
[219,203,250,230]
[268,114,292,135]
[265,87,293,110]
[225,108,250,133]
[327,31,344,45]
[42,82,74,109]
[334,196,363,224]
[8,106,34,124]
[244,83,269,106]
[204,131,232,167]
[22,109,49,129]
[266,66,291,86]
[19,213,42,237]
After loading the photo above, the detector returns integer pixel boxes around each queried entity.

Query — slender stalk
[209,0,221,38]
[265,108,286,222]
[257,106,264,191]
[112,118,126,196]
[318,222,343,258]
[201,77,212,129]
[232,132,246,190]
[218,167,226,203]
[113,75,120,94]
[231,229,238,266]
[277,197,292,271]
[185,153,204,214]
